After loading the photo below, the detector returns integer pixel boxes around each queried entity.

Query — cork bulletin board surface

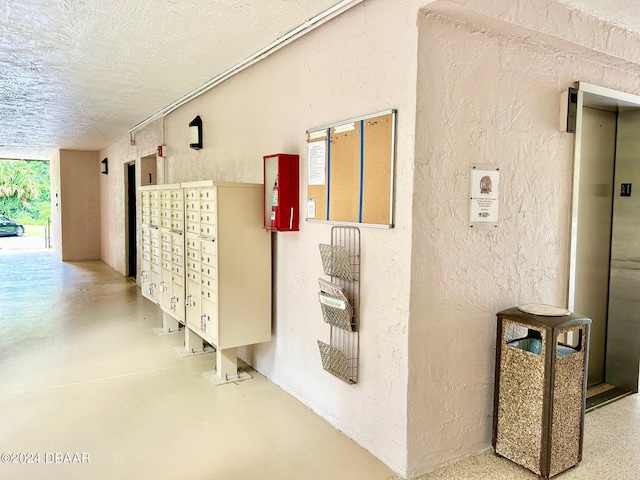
[306,110,396,228]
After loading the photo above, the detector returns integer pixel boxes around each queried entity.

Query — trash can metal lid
[517,304,571,316]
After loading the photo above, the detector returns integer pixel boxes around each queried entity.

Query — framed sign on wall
[469,164,500,228]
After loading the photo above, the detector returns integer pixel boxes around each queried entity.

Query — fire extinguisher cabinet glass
[263,154,299,231]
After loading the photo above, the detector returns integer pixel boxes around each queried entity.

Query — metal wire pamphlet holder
[317,226,360,384]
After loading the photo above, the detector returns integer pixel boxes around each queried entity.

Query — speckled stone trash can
[492,305,591,479]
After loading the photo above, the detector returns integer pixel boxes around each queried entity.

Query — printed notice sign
[307,141,326,186]
[307,198,316,219]
[470,166,499,226]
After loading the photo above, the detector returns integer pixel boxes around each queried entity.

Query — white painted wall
[95,0,640,478]
[99,120,163,275]
[158,1,420,473]
[50,150,62,259]
[55,150,101,261]
[99,0,422,474]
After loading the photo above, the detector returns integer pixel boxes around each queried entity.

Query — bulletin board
[306,110,396,228]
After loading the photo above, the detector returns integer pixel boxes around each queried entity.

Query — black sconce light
[189,115,203,150]
[101,158,108,175]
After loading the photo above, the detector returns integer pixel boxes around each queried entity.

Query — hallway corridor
[2,250,640,479]
[0,251,394,480]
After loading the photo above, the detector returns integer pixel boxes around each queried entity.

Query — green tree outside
[0,160,51,226]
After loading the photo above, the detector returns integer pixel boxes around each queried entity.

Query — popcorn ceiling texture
[563,0,640,33]
[1,0,639,161]
[0,0,344,159]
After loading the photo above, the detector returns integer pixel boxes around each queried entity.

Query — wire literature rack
[317,226,360,384]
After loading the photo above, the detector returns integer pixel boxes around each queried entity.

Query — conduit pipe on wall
[128,0,364,135]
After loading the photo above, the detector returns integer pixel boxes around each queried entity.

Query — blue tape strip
[326,128,331,220]
[359,120,364,223]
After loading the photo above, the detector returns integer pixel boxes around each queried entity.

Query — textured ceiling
[0,0,638,160]
[0,0,350,160]
[563,0,640,33]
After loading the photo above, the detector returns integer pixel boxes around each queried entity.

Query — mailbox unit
[140,181,271,384]
[183,181,271,384]
[140,184,185,334]
[140,186,161,305]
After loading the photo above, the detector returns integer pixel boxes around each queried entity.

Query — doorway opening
[126,163,137,279]
[569,82,640,410]
[0,159,52,251]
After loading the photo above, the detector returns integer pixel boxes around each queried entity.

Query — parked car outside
[0,215,25,236]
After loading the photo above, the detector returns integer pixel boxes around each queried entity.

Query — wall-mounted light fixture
[189,115,203,150]
[101,158,108,175]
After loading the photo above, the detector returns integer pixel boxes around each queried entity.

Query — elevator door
[574,107,616,387]
[605,110,640,391]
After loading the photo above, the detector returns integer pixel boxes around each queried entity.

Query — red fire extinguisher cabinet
[263,153,299,231]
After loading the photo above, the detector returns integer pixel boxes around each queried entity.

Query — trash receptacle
[492,304,591,478]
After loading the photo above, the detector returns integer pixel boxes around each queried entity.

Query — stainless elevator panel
[606,110,640,392]
[574,107,616,387]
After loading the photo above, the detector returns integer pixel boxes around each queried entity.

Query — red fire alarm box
[263,153,299,231]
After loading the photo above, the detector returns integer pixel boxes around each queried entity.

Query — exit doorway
[569,83,640,407]
[127,163,137,279]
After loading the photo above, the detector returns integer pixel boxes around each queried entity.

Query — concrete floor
[0,233,48,250]
[0,250,394,480]
[391,389,640,479]
[2,250,639,480]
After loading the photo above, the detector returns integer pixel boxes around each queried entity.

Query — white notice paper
[307,198,316,219]
[469,167,499,224]
[307,141,326,185]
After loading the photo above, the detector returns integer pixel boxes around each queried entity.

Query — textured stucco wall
[408,2,640,476]
[454,0,640,67]
[99,0,422,474]
[50,151,62,259]
[58,150,101,261]
[158,1,419,473]
[95,0,640,477]
[99,120,162,276]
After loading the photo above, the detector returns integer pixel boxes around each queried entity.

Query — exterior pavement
[0,234,49,250]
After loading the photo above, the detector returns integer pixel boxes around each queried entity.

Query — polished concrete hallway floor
[3,251,640,480]
[0,251,394,480]
[393,391,640,479]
